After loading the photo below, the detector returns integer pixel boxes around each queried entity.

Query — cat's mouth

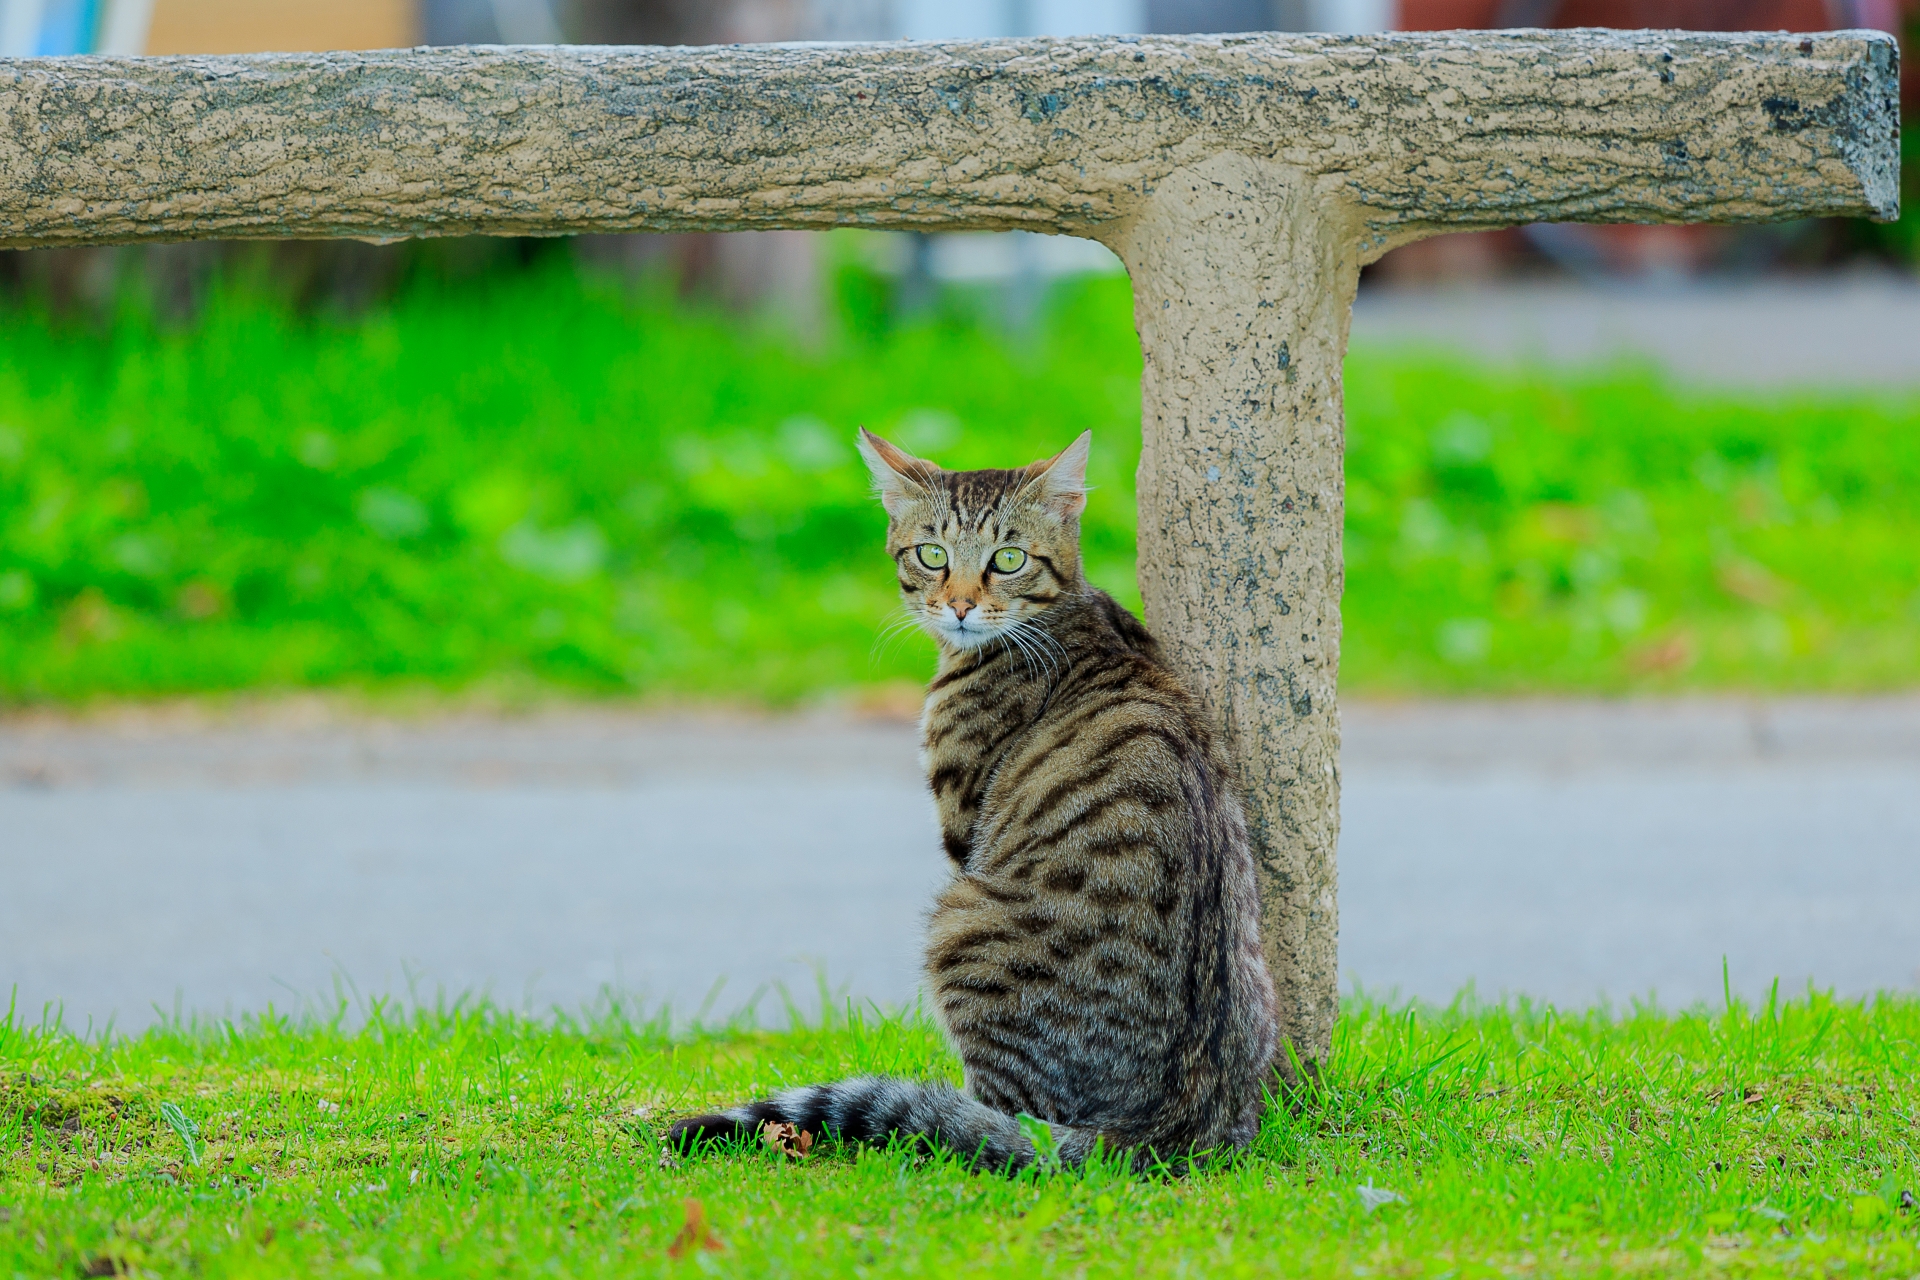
[930,610,1002,650]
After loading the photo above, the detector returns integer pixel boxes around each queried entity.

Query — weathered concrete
[0,33,1898,245]
[0,30,1900,1069]
[1115,155,1355,1060]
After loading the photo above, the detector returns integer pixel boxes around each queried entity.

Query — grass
[1,246,1918,705]
[2,989,1916,1278]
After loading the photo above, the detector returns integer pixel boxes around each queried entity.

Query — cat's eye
[992,547,1028,573]
[915,544,949,570]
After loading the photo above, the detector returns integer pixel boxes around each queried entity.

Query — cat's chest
[919,664,1041,806]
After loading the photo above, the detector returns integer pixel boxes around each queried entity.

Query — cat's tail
[665,1076,1091,1172]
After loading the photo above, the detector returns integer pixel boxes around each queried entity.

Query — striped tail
[666,1076,1091,1172]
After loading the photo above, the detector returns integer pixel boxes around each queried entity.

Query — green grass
[2,249,1918,705]
[4,991,1916,1278]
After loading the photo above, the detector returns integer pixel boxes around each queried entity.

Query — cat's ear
[1026,431,1091,520]
[856,427,935,518]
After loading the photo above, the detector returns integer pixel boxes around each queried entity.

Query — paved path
[1351,278,1920,387]
[3,699,1917,1032]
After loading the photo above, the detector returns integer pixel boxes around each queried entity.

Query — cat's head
[857,428,1091,652]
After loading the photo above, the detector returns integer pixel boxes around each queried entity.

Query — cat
[667,429,1277,1171]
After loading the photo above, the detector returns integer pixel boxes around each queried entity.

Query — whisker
[868,605,935,665]
[1018,614,1068,661]
[1001,616,1062,691]
[1000,621,1035,671]
[1016,632,1048,683]
[869,610,921,643]
[1028,618,1067,680]
[1003,625,1042,682]
[990,633,1019,678]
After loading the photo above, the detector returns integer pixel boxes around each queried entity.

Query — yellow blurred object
[143,0,417,54]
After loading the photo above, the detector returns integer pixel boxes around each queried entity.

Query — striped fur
[667,431,1278,1171]
[665,1077,1091,1171]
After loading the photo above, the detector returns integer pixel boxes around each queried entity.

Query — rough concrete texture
[0,29,1900,1069]
[1115,154,1352,1068]
[0,31,1898,248]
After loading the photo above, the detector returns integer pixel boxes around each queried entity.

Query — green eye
[915,544,949,570]
[992,547,1028,573]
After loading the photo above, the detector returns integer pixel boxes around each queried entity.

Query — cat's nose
[950,599,974,621]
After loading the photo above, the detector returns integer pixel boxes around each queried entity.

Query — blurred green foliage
[1342,356,1920,692]
[0,255,1916,705]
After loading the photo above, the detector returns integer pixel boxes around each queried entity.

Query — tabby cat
[667,429,1277,1170]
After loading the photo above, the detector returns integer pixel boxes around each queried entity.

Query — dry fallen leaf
[759,1121,813,1161]
[1716,556,1788,606]
[666,1198,722,1259]
[1626,631,1694,676]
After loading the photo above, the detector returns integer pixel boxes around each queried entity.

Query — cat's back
[924,590,1275,1146]
[975,591,1211,848]
[960,590,1238,920]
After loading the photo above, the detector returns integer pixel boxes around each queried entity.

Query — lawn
[2,249,1918,706]
[3,990,1916,1278]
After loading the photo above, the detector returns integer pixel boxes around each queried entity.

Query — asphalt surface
[1350,277,1920,386]
[3,699,1917,1032]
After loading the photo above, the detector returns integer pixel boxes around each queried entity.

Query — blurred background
[1,2,1916,1031]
